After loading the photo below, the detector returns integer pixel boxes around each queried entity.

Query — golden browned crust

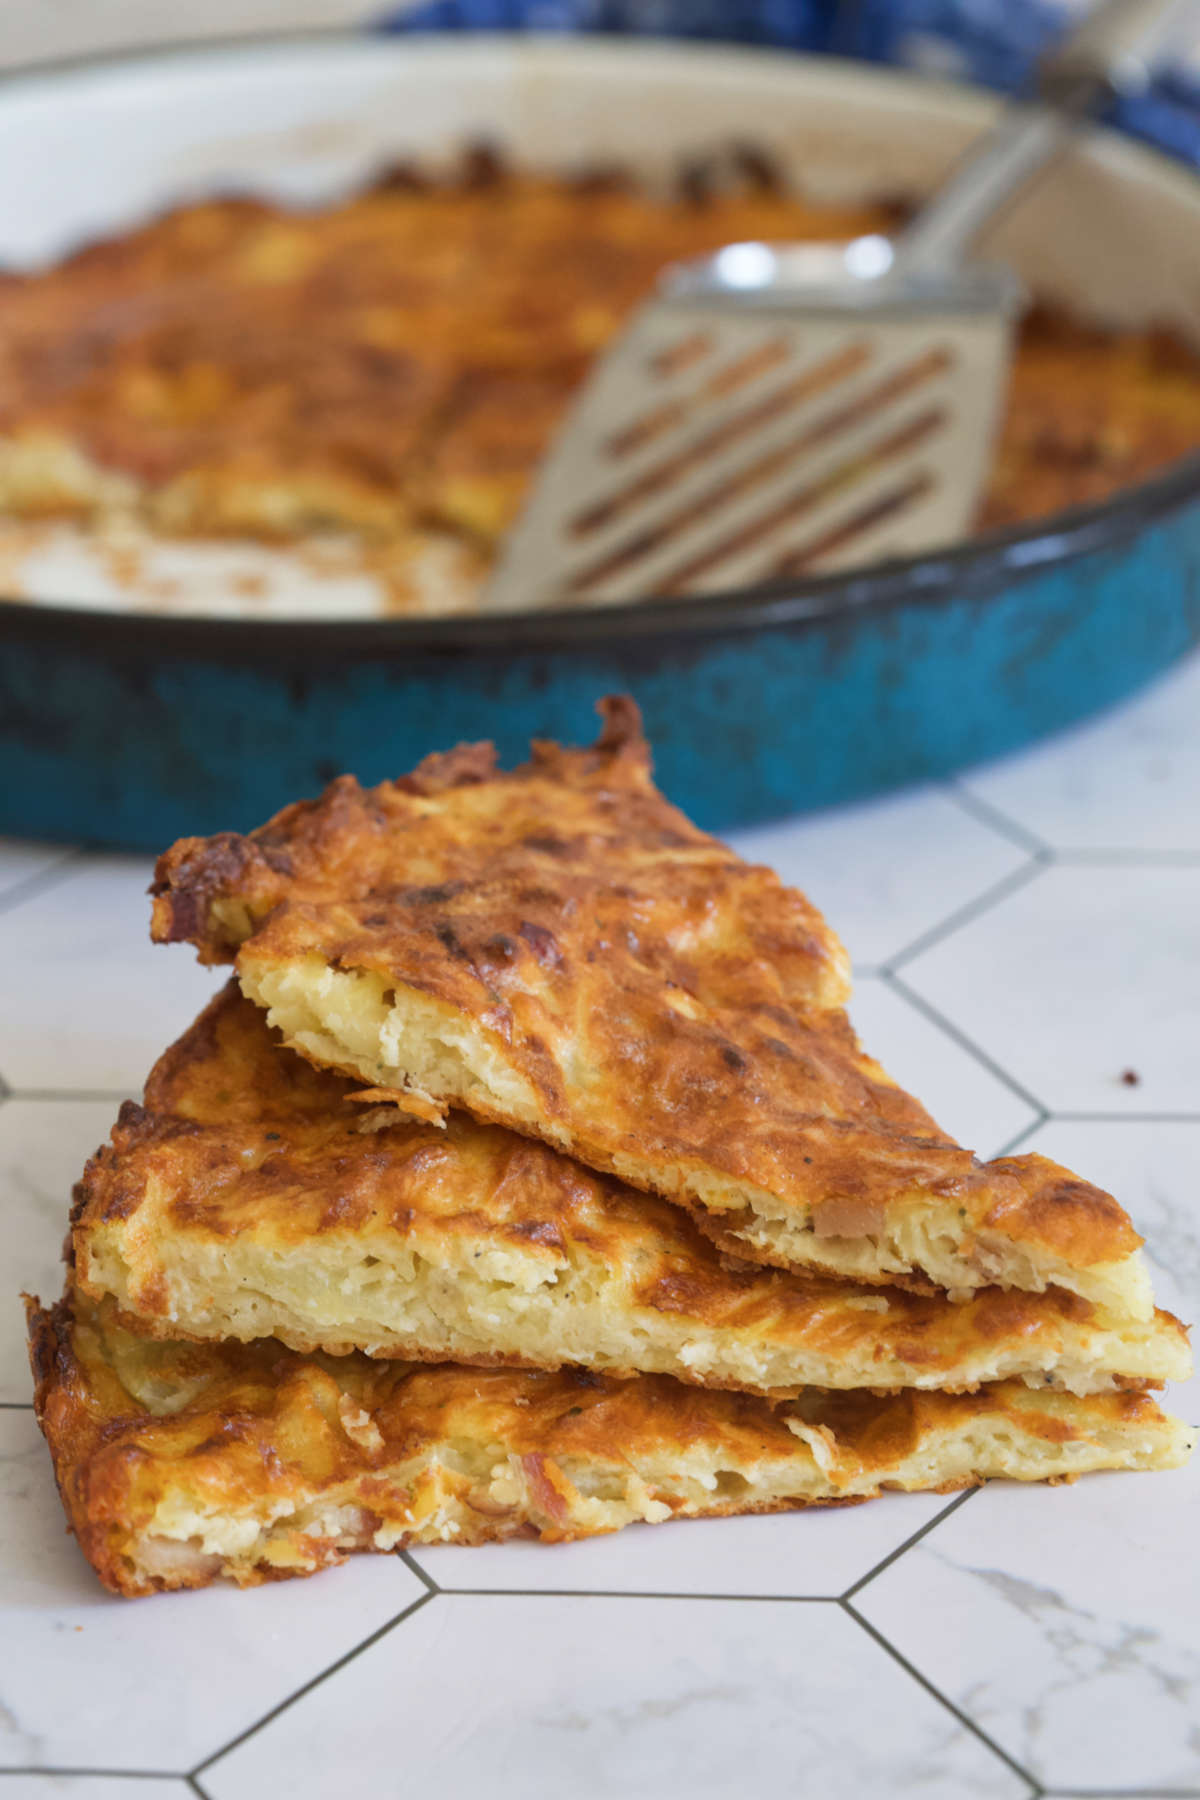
[71,987,1188,1394]
[0,156,1196,590]
[28,1282,1193,1597]
[0,161,899,569]
[150,704,1153,1317]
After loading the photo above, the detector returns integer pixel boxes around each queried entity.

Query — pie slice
[72,986,1188,1397]
[28,1283,1194,1597]
[152,699,1156,1323]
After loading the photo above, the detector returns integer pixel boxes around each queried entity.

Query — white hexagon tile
[0,1407,427,1772]
[856,1454,1200,1792]
[854,1113,1200,1795]
[0,842,76,908]
[846,977,1041,1156]
[960,649,1200,854]
[0,856,219,1093]
[729,782,1035,970]
[900,861,1200,1115]
[2,654,1199,1798]
[0,1783,192,1799]
[0,1098,118,1402]
[198,1595,1028,1800]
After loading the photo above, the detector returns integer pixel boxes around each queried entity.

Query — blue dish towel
[377,0,1200,168]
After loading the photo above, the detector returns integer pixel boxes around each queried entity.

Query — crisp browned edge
[22,1286,879,1600]
[148,695,651,958]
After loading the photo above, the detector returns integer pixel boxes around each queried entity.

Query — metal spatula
[484,0,1198,613]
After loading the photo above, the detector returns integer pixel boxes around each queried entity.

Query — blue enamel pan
[1,34,1198,844]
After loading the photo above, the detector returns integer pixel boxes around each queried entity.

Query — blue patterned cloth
[378,0,1200,167]
[384,0,837,46]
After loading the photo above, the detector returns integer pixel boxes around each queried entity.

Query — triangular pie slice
[29,1283,1194,1597]
[152,699,1154,1322]
[72,987,1189,1396]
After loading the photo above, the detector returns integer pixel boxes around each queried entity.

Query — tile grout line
[5,1090,136,1103]
[880,968,1051,1119]
[991,1117,1048,1157]
[840,1487,978,1601]
[425,1586,838,1601]
[946,781,1200,865]
[0,1769,187,1781]
[945,783,1051,857]
[841,1596,1043,1794]
[398,1549,440,1594]
[189,1589,436,1779]
[883,854,1051,976]
[0,848,87,920]
[1054,850,1200,866]
[1047,1111,1200,1124]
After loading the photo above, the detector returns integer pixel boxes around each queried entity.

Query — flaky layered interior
[116,1406,1200,1595]
[29,1289,1195,1597]
[695,1192,1153,1320]
[242,953,1155,1324]
[82,1196,1189,1399]
[73,988,1188,1399]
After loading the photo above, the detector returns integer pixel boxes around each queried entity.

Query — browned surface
[152,703,1148,1288]
[0,158,1196,569]
[28,1281,1186,1596]
[72,985,1185,1390]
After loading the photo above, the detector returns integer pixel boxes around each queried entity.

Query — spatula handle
[897,0,1200,276]
[1040,0,1200,103]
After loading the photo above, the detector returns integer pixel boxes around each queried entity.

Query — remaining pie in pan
[1,152,1198,614]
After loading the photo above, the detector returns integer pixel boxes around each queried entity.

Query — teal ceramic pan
[1,35,1198,844]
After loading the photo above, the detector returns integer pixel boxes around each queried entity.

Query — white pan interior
[3,33,1199,618]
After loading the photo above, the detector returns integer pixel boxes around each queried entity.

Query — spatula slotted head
[484,285,1016,614]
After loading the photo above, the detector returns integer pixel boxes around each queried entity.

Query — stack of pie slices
[29,699,1193,1595]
